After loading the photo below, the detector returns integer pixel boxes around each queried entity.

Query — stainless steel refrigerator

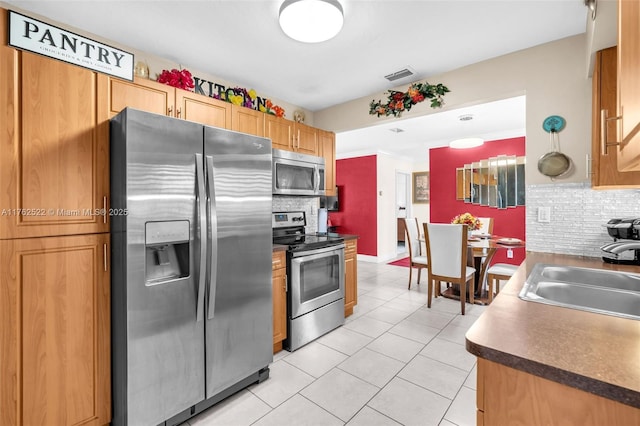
[110,108,273,426]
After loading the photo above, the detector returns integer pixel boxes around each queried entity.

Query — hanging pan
[538,116,571,178]
[538,130,571,178]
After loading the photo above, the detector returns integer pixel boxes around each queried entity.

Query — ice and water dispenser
[145,220,190,285]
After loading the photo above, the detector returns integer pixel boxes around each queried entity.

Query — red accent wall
[331,155,377,256]
[430,137,526,266]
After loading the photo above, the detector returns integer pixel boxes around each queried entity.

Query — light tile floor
[188,260,486,426]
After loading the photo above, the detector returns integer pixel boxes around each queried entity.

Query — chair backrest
[424,223,468,279]
[404,217,421,259]
[471,217,494,235]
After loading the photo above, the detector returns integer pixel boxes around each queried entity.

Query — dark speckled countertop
[465,251,640,409]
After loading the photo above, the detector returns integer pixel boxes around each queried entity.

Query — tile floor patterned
[186,260,486,426]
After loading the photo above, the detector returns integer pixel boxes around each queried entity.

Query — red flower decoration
[158,68,195,91]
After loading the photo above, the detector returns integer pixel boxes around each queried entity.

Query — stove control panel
[272,211,306,228]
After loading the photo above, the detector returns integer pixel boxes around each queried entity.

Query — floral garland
[451,212,482,231]
[369,82,450,117]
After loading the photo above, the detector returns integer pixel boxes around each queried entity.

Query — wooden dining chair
[486,263,519,303]
[471,217,494,236]
[404,217,428,290]
[423,223,476,315]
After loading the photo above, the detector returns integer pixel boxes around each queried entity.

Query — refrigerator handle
[195,153,206,322]
[206,155,218,320]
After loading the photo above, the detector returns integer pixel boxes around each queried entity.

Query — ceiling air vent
[384,67,415,82]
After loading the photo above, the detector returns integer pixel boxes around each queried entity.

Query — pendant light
[279,0,344,43]
[450,137,485,149]
[449,114,485,149]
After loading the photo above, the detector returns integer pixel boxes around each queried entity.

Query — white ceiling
[3,0,588,160]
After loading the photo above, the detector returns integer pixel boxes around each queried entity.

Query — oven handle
[290,243,345,259]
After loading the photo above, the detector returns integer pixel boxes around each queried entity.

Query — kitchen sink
[519,264,640,320]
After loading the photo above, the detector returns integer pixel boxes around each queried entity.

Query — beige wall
[314,34,592,186]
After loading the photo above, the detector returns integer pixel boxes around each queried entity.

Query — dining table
[419,234,526,305]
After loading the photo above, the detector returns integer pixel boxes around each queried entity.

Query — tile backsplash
[272,196,320,233]
[526,183,640,257]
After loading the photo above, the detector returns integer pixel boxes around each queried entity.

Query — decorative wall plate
[542,115,566,133]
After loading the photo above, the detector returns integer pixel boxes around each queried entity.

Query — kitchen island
[466,251,640,425]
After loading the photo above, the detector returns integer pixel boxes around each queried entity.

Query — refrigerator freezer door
[111,108,206,426]
[204,127,273,398]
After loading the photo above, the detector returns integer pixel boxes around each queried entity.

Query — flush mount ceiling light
[279,0,344,43]
[449,137,485,149]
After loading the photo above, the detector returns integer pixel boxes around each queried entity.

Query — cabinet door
[344,240,358,317]
[272,252,287,352]
[265,115,293,150]
[107,76,174,118]
[319,130,336,195]
[0,51,109,239]
[592,47,640,187]
[617,0,640,171]
[295,122,319,156]
[177,90,231,128]
[0,234,111,426]
[232,104,265,136]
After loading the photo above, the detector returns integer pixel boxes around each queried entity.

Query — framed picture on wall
[412,171,430,204]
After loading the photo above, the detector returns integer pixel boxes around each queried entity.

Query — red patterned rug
[387,257,410,267]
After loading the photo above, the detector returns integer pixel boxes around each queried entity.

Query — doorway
[396,171,411,255]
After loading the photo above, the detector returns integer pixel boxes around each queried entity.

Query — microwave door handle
[315,167,320,193]
[206,155,218,320]
[195,154,206,322]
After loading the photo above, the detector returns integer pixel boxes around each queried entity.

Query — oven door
[289,244,345,318]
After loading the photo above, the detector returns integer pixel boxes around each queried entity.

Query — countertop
[465,251,640,408]
[272,233,358,252]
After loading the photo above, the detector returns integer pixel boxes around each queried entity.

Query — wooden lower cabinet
[272,251,287,353]
[0,233,111,426]
[344,239,358,317]
[477,358,640,425]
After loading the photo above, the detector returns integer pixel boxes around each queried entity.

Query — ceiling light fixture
[279,0,344,43]
[449,137,485,149]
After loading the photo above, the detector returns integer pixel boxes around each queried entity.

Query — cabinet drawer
[345,240,357,256]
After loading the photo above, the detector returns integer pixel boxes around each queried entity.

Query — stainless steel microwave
[272,148,325,196]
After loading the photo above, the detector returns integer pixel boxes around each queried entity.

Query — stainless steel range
[272,211,345,351]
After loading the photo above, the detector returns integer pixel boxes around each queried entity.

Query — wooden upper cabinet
[0,48,110,239]
[295,122,319,156]
[592,47,640,187]
[265,114,293,150]
[616,0,640,172]
[177,90,231,128]
[231,104,265,136]
[0,233,111,426]
[319,130,336,195]
[107,77,174,118]
[108,77,231,128]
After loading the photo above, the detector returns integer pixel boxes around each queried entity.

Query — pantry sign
[8,10,134,81]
